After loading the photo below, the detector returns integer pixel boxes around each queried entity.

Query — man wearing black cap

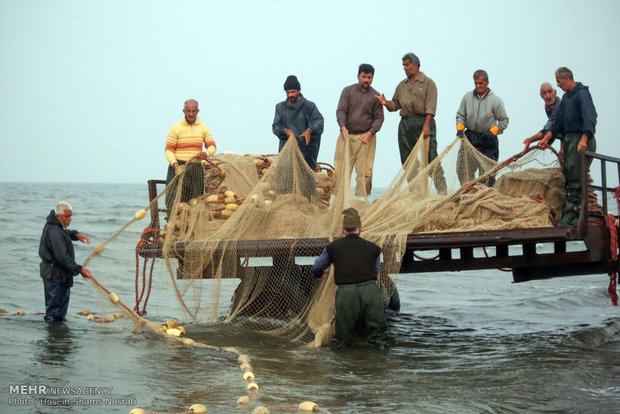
[312,207,387,347]
[272,75,324,170]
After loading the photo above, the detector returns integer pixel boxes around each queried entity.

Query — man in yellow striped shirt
[164,99,217,217]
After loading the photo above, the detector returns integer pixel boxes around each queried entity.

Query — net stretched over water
[111,134,562,347]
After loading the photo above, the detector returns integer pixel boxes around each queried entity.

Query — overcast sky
[1,0,618,187]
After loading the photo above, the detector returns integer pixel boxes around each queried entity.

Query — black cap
[283,75,301,91]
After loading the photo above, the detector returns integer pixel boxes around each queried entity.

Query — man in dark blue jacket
[39,201,92,322]
[272,75,324,170]
[539,67,597,226]
[312,207,386,347]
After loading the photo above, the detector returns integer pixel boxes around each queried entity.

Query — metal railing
[579,151,620,237]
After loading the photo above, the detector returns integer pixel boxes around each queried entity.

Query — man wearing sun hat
[312,207,387,346]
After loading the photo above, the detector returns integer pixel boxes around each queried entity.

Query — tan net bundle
[145,133,565,347]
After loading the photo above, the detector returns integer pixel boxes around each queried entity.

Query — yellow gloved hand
[490,125,500,136]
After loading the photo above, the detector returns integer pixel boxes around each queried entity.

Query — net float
[134,209,146,220]
[298,401,318,412]
[164,319,178,329]
[189,403,207,413]
[94,244,105,255]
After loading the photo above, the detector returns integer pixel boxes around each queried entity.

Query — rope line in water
[78,266,334,414]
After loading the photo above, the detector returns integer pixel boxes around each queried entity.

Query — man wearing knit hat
[312,207,387,347]
[272,75,324,170]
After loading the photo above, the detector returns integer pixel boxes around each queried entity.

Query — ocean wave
[568,318,620,348]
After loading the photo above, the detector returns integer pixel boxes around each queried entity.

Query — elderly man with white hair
[39,201,92,323]
[523,82,562,150]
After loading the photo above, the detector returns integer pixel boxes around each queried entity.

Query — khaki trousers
[335,133,377,198]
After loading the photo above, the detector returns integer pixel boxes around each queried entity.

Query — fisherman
[272,75,324,170]
[538,67,597,226]
[523,82,562,150]
[376,52,447,194]
[456,69,509,185]
[164,99,217,216]
[312,207,387,347]
[39,201,92,323]
[336,63,384,198]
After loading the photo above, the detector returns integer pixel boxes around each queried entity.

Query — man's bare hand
[360,132,372,144]
[375,93,388,106]
[422,124,431,139]
[578,135,588,152]
[300,130,312,146]
[76,233,90,244]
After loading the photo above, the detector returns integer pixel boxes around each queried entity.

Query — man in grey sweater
[456,69,509,185]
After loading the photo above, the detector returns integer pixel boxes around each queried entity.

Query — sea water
[0,182,618,414]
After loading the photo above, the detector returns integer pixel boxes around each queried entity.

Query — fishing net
[117,134,563,348]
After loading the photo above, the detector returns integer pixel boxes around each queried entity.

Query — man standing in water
[455,69,509,185]
[336,63,384,199]
[39,201,92,323]
[538,67,597,226]
[523,82,562,150]
[272,75,324,170]
[312,207,387,347]
[376,53,446,193]
[164,99,217,215]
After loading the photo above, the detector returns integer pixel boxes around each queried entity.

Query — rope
[134,227,159,315]
[607,212,619,306]
[262,404,333,413]
[482,247,512,272]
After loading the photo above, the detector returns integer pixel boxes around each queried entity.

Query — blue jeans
[43,277,70,321]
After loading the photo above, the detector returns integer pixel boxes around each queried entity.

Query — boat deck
[139,150,619,283]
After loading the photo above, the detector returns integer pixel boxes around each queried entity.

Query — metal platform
[140,151,619,283]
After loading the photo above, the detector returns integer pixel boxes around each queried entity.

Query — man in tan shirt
[376,53,446,193]
[336,63,384,198]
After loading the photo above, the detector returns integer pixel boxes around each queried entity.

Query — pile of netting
[123,134,564,348]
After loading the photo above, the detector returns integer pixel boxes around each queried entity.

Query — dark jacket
[550,82,597,139]
[325,234,381,285]
[39,210,82,288]
[272,95,324,169]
